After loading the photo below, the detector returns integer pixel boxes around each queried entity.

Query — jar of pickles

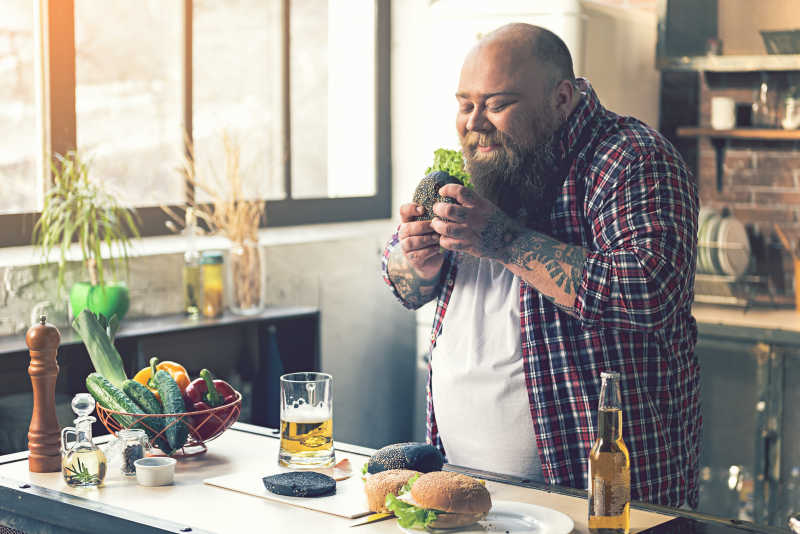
[201,251,224,318]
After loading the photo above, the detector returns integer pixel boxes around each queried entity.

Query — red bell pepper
[184,369,238,441]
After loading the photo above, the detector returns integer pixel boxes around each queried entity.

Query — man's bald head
[475,23,575,89]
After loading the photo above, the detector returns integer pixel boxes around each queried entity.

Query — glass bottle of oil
[588,371,630,534]
[61,393,107,487]
[183,207,202,317]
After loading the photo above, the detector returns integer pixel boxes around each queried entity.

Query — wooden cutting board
[203,470,372,519]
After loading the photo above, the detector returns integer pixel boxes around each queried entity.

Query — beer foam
[282,404,330,424]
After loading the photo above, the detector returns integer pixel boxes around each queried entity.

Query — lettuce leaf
[385,493,438,529]
[362,462,368,476]
[400,473,419,494]
[425,148,472,189]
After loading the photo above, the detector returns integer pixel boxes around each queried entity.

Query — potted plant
[32,151,141,321]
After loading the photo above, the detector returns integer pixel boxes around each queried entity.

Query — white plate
[397,500,574,534]
[715,216,751,280]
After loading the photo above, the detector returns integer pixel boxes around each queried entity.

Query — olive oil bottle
[588,371,630,534]
[183,207,201,317]
[61,393,107,487]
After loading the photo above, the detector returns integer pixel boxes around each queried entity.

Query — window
[0,1,38,215]
[75,0,184,206]
[0,0,390,247]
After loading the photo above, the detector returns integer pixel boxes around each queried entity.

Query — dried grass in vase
[163,133,266,313]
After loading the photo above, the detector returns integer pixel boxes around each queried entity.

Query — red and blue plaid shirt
[382,79,701,508]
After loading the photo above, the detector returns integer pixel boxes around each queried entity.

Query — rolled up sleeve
[575,151,698,332]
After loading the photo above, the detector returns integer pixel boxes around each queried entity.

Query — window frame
[0,0,391,247]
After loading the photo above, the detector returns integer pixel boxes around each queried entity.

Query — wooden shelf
[676,127,800,140]
[676,127,800,192]
[658,54,800,72]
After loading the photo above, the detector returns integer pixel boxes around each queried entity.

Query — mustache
[463,131,505,150]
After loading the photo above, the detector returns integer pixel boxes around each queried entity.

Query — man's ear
[553,79,576,120]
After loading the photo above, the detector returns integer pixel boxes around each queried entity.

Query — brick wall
[693,72,800,297]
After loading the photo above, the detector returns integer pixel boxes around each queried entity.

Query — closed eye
[488,102,513,112]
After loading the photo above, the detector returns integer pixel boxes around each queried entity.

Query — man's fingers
[431,218,469,240]
[438,184,479,207]
[433,202,468,222]
[399,203,425,222]
[401,233,440,253]
[439,236,468,252]
[398,220,434,239]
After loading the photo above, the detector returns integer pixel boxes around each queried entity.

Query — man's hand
[386,203,446,308]
[432,183,587,314]
[430,184,520,261]
[397,203,445,279]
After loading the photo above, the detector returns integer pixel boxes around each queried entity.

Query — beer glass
[278,372,335,468]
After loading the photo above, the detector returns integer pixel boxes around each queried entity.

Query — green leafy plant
[32,151,141,294]
[425,148,472,189]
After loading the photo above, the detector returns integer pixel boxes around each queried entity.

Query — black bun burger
[366,442,444,475]
[384,471,492,530]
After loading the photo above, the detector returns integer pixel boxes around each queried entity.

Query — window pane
[290,0,376,199]
[0,1,38,214]
[75,1,183,207]
[193,0,283,203]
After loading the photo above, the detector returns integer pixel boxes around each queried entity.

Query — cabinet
[0,307,319,455]
[694,304,800,527]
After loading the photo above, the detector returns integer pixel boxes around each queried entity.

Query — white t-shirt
[431,254,543,480]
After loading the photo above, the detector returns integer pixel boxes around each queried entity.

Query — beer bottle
[588,371,630,534]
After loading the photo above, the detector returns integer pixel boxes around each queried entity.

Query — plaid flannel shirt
[381,79,701,508]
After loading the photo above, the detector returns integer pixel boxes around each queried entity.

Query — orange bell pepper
[133,356,191,401]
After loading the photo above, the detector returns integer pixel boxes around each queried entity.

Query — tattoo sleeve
[387,247,441,309]
[498,230,588,313]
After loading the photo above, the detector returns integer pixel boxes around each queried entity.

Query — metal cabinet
[696,330,800,528]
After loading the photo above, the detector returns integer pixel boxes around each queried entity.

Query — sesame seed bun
[364,469,421,513]
[366,442,444,474]
[410,471,491,528]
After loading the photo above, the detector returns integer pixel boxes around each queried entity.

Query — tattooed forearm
[498,231,588,311]
[387,248,441,308]
[509,235,587,294]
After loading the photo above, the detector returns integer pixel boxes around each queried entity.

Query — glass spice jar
[201,251,225,318]
[118,428,148,477]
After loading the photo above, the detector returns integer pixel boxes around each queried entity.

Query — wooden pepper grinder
[26,314,62,472]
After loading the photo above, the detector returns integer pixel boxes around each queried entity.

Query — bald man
[382,23,700,508]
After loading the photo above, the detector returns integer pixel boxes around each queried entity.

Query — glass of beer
[278,372,335,468]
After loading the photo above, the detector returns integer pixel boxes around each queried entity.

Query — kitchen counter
[694,302,800,348]
[0,423,786,534]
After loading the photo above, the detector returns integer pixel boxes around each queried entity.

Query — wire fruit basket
[95,391,242,457]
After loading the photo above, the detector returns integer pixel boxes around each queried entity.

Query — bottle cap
[201,251,224,264]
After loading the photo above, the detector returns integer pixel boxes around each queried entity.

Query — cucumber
[86,373,141,429]
[73,310,127,388]
[122,379,162,414]
[121,379,172,454]
[153,370,188,451]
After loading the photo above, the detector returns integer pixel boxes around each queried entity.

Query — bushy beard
[461,118,563,231]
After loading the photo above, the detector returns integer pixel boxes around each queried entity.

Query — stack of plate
[697,208,751,280]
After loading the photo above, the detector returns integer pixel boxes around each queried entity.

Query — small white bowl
[134,457,177,487]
